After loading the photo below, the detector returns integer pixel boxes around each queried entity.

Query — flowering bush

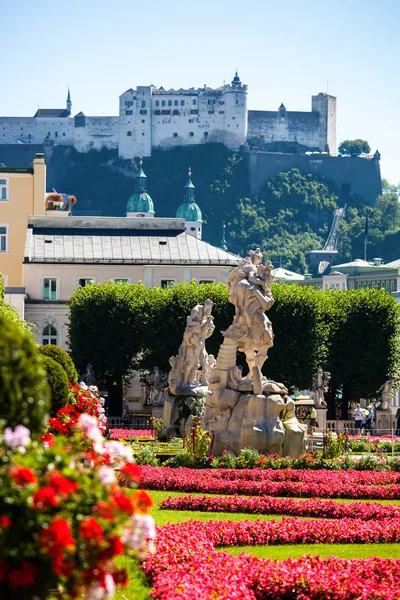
[160,493,400,520]
[48,382,107,437]
[0,419,155,599]
[134,466,400,500]
[109,428,156,440]
[144,519,400,599]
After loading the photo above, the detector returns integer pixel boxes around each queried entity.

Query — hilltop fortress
[0,72,336,159]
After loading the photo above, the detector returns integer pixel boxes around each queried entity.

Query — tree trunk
[341,384,351,420]
[107,378,123,417]
[326,384,337,420]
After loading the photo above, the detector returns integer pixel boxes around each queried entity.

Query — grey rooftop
[28,216,186,232]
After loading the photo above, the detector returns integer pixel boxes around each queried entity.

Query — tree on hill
[338,139,371,156]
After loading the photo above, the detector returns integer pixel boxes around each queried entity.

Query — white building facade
[0,73,336,159]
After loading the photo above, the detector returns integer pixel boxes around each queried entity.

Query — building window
[188,119,193,123]
[189,132,194,137]
[174,100,178,106]
[140,109,147,115]
[126,110,132,115]
[198,279,215,285]
[141,100,146,108]
[78,278,95,288]
[168,100,172,106]
[42,325,58,346]
[55,132,58,137]
[392,280,396,291]
[43,278,57,301]
[192,99,196,105]
[386,281,390,291]
[127,131,132,136]
[0,179,8,201]
[208,99,215,105]
[155,100,160,106]
[162,100,166,107]
[173,133,178,138]
[191,109,198,115]
[142,119,145,123]
[160,279,176,288]
[142,133,145,136]
[114,278,130,284]
[154,110,161,115]
[219,110,225,114]
[172,109,179,115]
[204,131,209,137]
[0,225,8,251]
[180,100,185,106]
[162,109,171,115]
[63,132,66,136]
[125,101,133,107]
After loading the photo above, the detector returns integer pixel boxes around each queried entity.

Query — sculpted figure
[378,379,398,410]
[222,248,274,374]
[168,299,215,395]
[312,368,330,408]
[82,364,96,386]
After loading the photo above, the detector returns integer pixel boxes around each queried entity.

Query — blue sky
[1,0,399,184]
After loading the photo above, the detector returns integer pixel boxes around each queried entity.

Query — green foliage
[41,355,70,415]
[184,417,214,467]
[326,288,400,400]
[234,448,261,469]
[0,315,50,433]
[323,432,347,459]
[39,344,78,384]
[0,273,35,341]
[150,417,163,439]
[230,169,338,272]
[133,445,160,467]
[338,139,371,156]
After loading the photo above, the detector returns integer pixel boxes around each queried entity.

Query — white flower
[98,465,116,486]
[79,381,88,390]
[105,441,133,462]
[3,425,31,448]
[78,414,103,443]
[122,514,156,559]
[85,575,115,600]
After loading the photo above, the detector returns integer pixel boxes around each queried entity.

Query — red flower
[39,518,75,557]
[79,517,103,543]
[33,486,59,509]
[0,516,12,528]
[48,471,78,496]
[112,568,128,586]
[93,500,115,520]
[120,462,142,482]
[99,535,124,560]
[40,432,54,448]
[11,466,37,487]
[135,489,153,512]
[8,561,37,588]
[112,490,134,515]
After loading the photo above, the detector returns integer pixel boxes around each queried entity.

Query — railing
[107,415,152,429]
[326,420,398,435]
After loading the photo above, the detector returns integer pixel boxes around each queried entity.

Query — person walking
[366,405,375,431]
[354,403,364,433]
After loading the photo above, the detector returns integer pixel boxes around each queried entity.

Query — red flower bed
[136,466,400,500]
[109,428,156,440]
[144,519,400,599]
[160,494,400,520]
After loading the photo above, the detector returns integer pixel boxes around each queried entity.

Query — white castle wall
[0,81,335,160]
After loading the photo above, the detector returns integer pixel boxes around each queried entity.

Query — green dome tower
[176,168,202,239]
[126,159,155,218]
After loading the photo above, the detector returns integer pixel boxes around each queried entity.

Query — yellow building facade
[0,154,46,287]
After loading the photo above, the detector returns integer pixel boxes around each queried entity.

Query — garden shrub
[235,448,261,469]
[211,451,236,469]
[41,355,70,415]
[134,445,160,467]
[39,344,78,383]
[0,315,50,433]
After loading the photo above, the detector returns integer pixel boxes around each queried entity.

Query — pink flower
[98,466,116,486]
[3,425,31,448]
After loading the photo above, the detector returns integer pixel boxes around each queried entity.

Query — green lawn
[221,543,400,560]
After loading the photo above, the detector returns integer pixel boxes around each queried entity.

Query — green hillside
[47,144,397,273]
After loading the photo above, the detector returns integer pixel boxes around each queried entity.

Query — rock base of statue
[316,407,328,431]
[375,409,393,433]
[203,366,307,458]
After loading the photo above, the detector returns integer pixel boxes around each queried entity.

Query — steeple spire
[184,166,196,202]
[126,158,154,217]
[66,87,72,114]
[176,168,203,239]
[220,222,228,251]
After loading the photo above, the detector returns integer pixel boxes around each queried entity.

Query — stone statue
[82,364,96,386]
[222,248,274,375]
[148,367,168,406]
[312,369,330,408]
[378,379,398,410]
[167,299,215,396]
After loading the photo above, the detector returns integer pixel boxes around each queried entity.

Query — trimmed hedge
[39,344,78,384]
[0,315,50,433]
[41,355,70,415]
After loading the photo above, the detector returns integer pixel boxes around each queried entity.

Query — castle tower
[66,88,72,115]
[311,93,337,154]
[223,70,248,149]
[126,159,155,217]
[176,168,202,239]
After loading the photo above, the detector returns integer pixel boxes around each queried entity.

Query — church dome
[127,191,154,213]
[176,168,202,222]
[176,200,202,222]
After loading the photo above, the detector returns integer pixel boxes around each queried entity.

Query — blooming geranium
[0,420,155,598]
[47,383,107,438]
